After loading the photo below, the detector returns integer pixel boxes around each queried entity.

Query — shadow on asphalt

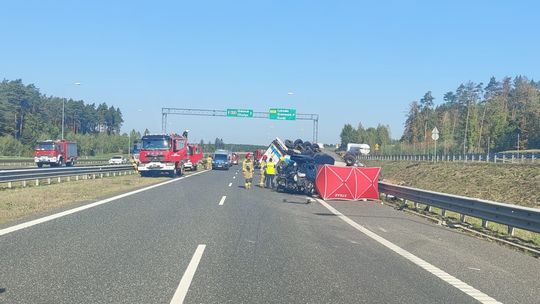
[0,288,5,294]
[237,185,278,191]
[313,212,338,216]
[283,199,311,205]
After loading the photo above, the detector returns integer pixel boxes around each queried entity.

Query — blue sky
[1,1,539,145]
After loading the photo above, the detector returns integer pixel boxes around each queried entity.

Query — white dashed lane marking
[169,244,206,304]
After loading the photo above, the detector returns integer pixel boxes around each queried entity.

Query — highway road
[0,168,538,303]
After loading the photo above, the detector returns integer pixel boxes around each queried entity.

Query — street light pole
[128,132,131,160]
[61,99,65,140]
[65,82,81,140]
[517,132,520,157]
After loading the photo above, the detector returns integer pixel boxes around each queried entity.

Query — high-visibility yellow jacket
[265,162,276,175]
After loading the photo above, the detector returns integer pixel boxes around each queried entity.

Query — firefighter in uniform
[131,157,139,172]
[258,155,267,187]
[206,155,213,170]
[242,153,254,189]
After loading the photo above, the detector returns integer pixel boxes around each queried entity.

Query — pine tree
[339,124,356,148]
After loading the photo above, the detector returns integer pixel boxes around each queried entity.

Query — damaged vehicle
[275,139,334,195]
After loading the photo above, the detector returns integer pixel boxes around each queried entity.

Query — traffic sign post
[269,108,296,120]
[226,109,253,118]
[432,127,439,161]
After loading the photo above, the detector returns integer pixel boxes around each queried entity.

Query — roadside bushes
[0,135,26,156]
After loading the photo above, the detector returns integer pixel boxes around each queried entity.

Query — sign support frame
[161,108,319,142]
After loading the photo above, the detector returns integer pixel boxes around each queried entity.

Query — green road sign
[227,108,253,118]
[269,108,296,120]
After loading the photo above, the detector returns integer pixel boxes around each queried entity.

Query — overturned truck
[265,138,335,195]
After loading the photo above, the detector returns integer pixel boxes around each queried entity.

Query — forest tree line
[0,79,128,156]
[340,123,393,152]
[0,79,270,157]
[340,76,540,154]
[197,138,266,154]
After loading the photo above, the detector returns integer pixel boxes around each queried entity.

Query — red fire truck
[137,133,202,177]
[184,144,204,171]
[34,140,78,168]
[253,149,264,168]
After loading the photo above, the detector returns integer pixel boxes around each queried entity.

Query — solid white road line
[316,199,502,304]
[0,170,210,237]
[170,244,206,304]
[218,196,227,206]
[228,182,232,187]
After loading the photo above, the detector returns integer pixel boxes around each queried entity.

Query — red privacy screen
[315,165,380,201]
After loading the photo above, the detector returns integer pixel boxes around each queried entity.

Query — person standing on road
[264,157,276,189]
[242,153,254,189]
[206,155,213,170]
[259,155,267,187]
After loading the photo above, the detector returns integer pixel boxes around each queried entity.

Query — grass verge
[363,160,540,247]
[364,160,539,208]
[0,174,168,225]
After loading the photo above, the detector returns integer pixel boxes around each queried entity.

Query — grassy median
[0,174,168,225]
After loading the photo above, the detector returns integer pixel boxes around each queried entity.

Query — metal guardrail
[360,153,538,164]
[0,159,109,167]
[379,182,540,234]
[0,165,135,184]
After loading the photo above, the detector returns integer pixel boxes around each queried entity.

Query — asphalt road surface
[0,168,538,303]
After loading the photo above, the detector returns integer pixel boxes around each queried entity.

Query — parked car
[108,155,127,165]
